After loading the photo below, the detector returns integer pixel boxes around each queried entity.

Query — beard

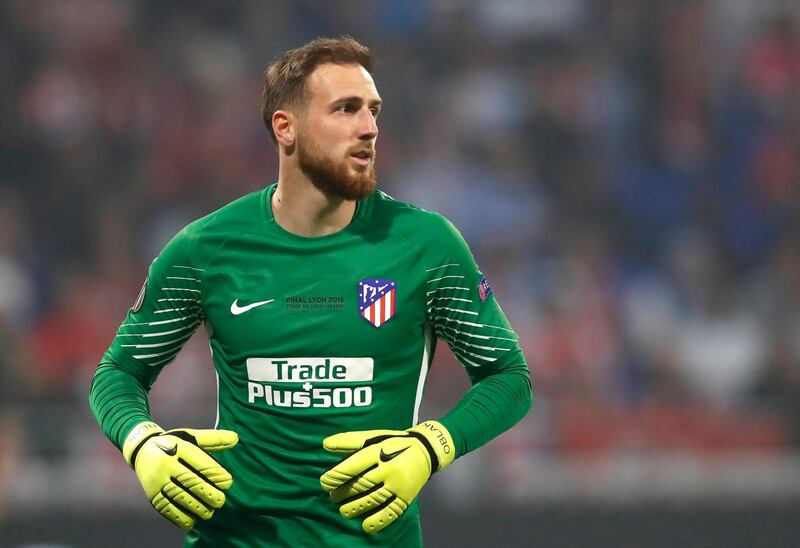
[296,136,377,201]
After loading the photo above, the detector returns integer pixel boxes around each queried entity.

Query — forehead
[305,63,380,104]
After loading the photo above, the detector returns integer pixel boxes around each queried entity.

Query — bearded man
[90,36,531,548]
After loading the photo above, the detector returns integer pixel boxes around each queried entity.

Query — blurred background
[2,0,800,546]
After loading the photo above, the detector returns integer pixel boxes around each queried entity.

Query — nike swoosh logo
[379,446,409,462]
[154,438,177,456]
[230,298,275,315]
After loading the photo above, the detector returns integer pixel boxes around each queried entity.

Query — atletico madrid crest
[358,278,396,328]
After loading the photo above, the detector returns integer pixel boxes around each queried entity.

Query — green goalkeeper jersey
[93,184,530,547]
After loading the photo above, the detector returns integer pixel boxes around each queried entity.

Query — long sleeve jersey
[90,184,531,547]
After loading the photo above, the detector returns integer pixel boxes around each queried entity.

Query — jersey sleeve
[422,213,532,457]
[424,215,527,382]
[105,227,206,384]
[89,226,207,448]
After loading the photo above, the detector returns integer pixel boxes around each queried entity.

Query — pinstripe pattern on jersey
[425,263,518,367]
[118,265,204,367]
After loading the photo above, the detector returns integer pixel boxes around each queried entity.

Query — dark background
[2,1,800,546]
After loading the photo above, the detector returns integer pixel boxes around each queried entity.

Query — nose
[356,108,378,141]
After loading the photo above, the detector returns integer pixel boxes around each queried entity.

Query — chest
[200,236,427,358]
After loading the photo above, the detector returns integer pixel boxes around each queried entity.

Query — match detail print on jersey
[358,278,396,328]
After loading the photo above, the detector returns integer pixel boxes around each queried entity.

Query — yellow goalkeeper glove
[122,421,238,530]
[320,420,455,534]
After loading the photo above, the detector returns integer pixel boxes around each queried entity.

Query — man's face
[294,63,381,200]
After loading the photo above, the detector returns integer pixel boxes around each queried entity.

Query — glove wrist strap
[122,421,164,468]
[409,420,455,473]
[406,430,441,473]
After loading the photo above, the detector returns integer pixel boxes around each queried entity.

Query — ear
[272,110,295,147]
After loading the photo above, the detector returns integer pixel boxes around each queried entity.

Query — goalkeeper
[89,36,531,547]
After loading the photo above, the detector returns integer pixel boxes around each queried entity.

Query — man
[89,36,531,547]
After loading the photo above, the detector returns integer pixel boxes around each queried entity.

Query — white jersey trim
[412,324,433,425]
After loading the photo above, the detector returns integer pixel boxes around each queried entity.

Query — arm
[88,226,237,530]
[89,226,205,445]
[89,359,154,450]
[439,368,531,458]
[320,213,531,533]
[424,214,531,457]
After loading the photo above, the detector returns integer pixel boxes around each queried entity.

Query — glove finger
[176,442,235,491]
[361,498,409,535]
[320,445,383,492]
[322,430,404,453]
[329,463,386,502]
[182,429,239,452]
[151,489,199,531]
[320,466,354,493]
[161,480,216,520]
[173,467,229,509]
[338,485,395,519]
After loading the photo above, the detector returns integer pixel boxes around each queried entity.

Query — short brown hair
[262,36,373,144]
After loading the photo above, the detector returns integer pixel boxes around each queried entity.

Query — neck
[272,164,357,238]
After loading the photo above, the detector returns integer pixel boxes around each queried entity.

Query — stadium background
[2,0,800,546]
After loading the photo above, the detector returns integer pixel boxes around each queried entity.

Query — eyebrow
[331,96,382,108]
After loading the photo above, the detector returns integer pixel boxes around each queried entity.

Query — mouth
[349,149,374,166]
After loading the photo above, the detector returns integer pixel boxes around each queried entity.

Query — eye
[337,104,356,113]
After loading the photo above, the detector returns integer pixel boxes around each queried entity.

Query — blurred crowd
[2,0,800,514]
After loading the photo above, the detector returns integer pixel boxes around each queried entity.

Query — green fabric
[440,371,531,458]
[88,184,531,547]
[89,361,153,450]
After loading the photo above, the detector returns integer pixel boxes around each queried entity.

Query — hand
[320,420,454,534]
[122,422,239,530]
